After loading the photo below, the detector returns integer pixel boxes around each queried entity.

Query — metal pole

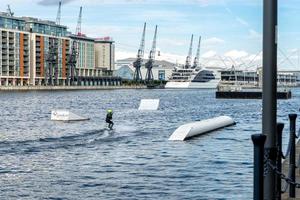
[252,134,266,200]
[276,123,284,200]
[289,114,297,198]
[263,0,278,199]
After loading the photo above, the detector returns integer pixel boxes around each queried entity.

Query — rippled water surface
[1,88,299,199]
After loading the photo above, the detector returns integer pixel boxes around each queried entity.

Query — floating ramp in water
[169,116,235,141]
[138,99,160,110]
[51,110,90,122]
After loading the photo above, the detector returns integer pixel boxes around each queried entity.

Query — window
[158,70,165,80]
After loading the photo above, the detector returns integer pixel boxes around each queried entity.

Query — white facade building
[95,37,115,71]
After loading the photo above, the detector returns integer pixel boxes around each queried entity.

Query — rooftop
[95,37,114,43]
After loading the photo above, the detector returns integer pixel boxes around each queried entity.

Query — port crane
[67,40,78,85]
[184,34,194,69]
[76,7,83,36]
[7,5,14,16]
[66,6,83,85]
[56,1,62,25]
[192,36,201,69]
[133,22,146,83]
[46,38,58,86]
[145,25,158,84]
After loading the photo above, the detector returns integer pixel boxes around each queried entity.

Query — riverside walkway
[282,139,300,200]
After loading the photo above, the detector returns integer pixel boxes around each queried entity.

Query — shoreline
[0,85,147,91]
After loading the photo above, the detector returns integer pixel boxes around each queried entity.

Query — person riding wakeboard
[106,109,114,130]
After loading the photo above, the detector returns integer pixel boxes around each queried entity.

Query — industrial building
[115,58,174,81]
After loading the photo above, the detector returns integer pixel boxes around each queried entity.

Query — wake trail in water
[0,127,142,154]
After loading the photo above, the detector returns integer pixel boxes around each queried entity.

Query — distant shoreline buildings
[0,10,115,87]
[0,8,299,88]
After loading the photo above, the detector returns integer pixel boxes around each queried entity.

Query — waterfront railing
[252,114,300,199]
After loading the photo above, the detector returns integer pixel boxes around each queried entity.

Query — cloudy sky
[1,0,300,70]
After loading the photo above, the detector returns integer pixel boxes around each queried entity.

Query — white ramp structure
[138,99,160,110]
[169,116,235,141]
[51,110,90,122]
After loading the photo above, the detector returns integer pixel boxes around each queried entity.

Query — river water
[0,88,299,199]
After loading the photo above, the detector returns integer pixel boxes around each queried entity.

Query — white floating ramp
[138,99,160,110]
[169,116,235,141]
[51,110,90,122]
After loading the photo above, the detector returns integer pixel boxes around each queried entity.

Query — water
[0,89,299,199]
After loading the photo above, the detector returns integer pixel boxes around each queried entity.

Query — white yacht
[165,67,221,89]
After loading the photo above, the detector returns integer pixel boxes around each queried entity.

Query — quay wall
[0,85,147,91]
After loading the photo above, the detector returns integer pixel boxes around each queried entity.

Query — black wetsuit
[106,113,114,129]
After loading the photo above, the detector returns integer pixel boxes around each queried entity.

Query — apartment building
[95,37,115,71]
[0,13,30,86]
[69,34,102,78]
[0,11,117,87]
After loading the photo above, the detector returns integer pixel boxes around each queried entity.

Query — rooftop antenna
[56,1,62,25]
[76,6,82,35]
[7,5,14,16]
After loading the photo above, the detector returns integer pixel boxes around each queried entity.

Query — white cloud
[224,50,248,59]
[140,10,187,20]
[115,50,136,60]
[156,51,186,64]
[159,38,186,47]
[115,48,186,64]
[202,50,217,58]
[199,50,262,70]
[194,0,217,7]
[288,48,299,53]
[236,17,249,27]
[202,37,225,46]
[115,48,264,70]
[248,29,262,40]
[82,25,124,37]
[245,53,262,62]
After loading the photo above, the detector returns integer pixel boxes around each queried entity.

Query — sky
[1,0,300,70]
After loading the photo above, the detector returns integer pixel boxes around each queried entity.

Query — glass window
[158,70,165,80]
[0,18,4,28]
